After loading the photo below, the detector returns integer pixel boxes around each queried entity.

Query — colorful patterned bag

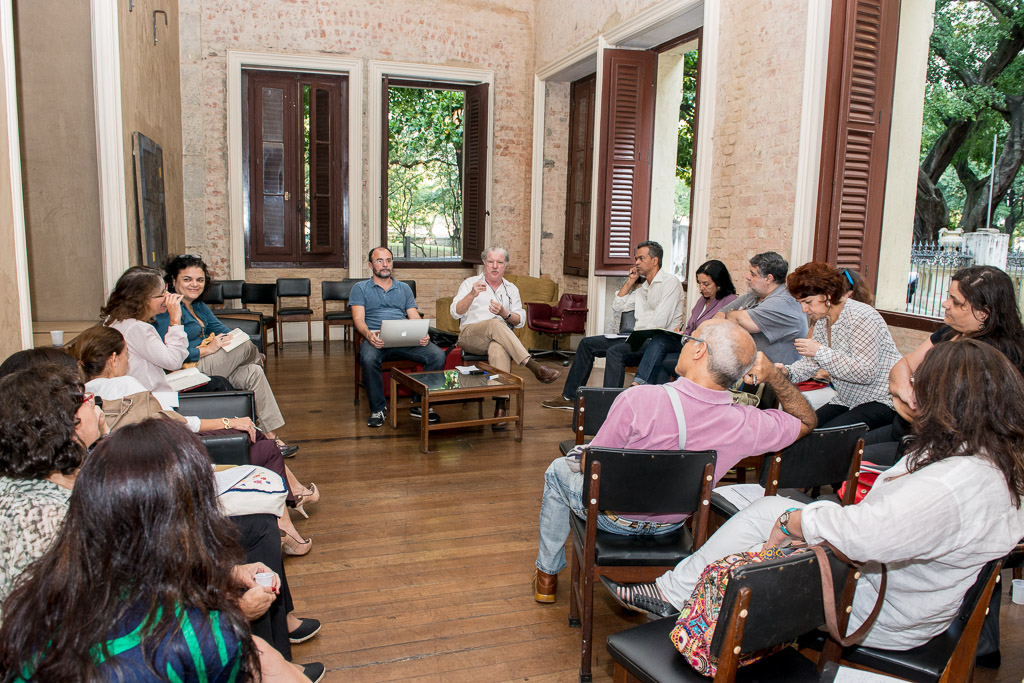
[669,547,786,676]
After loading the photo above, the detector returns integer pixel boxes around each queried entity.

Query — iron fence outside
[906,241,973,318]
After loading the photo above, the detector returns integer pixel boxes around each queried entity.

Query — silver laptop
[378,319,432,348]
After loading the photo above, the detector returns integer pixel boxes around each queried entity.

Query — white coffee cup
[1012,578,1024,605]
[254,571,275,588]
[50,330,64,346]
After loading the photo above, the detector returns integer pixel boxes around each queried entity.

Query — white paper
[151,391,179,410]
[712,484,765,511]
[604,333,629,339]
[214,466,256,495]
[221,327,251,352]
[455,365,479,374]
[164,367,211,392]
[831,667,905,682]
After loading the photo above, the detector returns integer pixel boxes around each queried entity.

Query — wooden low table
[388,362,524,453]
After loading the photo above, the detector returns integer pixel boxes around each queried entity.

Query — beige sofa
[435,273,561,350]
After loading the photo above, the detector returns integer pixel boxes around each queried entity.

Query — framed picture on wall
[132,132,168,267]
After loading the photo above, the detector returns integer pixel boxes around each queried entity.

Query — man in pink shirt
[533,319,816,603]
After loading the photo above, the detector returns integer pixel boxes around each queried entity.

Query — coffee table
[388,362,524,452]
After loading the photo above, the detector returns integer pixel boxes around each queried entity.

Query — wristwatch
[779,508,799,536]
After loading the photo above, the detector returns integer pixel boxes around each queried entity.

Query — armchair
[527,294,588,365]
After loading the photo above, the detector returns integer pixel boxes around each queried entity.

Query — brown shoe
[534,570,557,603]
[529,362,561,384]
[492,405,509,431]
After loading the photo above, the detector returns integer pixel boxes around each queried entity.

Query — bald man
[532,319,816,603]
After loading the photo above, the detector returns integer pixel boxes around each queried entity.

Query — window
[381,78,488,265]
[563,74,596,276]
[244,70,348,266]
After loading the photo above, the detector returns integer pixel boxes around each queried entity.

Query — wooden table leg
[420,395,430,453]
[389,377,398,428]
[514,386,523,442]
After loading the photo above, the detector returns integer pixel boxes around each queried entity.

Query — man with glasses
[532,319,816,603]
[450,247,561,429]
[350,246,446,428]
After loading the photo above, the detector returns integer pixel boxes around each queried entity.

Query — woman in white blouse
[779,262,901,429]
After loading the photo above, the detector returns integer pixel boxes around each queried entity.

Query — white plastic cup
[50,330,64,346]
[1012,578,1024,605]
[254,571,275,588]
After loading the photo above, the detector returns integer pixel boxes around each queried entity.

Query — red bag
[837,468,881,504]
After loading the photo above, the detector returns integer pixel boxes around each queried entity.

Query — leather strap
[661,385,687,449]
[810,544,887,647]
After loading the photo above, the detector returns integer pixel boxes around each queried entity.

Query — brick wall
[178,0,535,317]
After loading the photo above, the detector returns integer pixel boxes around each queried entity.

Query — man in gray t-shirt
[716,252,806,364]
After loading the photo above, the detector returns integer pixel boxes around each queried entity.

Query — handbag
[102,391,188,431]
[216,466,288,517]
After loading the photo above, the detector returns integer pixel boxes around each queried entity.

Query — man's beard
[373,266,392,279]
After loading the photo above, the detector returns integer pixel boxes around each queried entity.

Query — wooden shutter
[814,0,900,287]
[563,74,596,276]
[461,83,489,264]
[304,77,347,262]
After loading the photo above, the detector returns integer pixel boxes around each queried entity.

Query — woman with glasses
[780,262,901,429]
[0,362,103,605]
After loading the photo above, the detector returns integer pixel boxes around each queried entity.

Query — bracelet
[222,417,231,430]
[779,508,799,536]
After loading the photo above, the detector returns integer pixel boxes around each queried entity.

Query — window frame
[369,61,494,270]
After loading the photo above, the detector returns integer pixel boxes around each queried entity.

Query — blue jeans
[535,457,684,574]
[632,334,682,385]
[359,340,446,413]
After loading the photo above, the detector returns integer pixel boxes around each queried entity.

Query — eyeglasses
[680,333,712,355]
[81,392,95,404]
[150,290,167,299]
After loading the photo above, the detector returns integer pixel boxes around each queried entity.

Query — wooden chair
[275,278,312,351]
[559,386,627,456]
[806,557,1004,682]
[606,548,852,682]
[710,423,868,521]
[322,279,357,353]
[240,283,278,355]
[352,329,420,406]
[569,447,717,682]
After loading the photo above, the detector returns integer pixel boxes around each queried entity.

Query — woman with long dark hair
[0,363,103,605]
[607,340,1024,653]
[631,259,738,385]
[0,420,311,681]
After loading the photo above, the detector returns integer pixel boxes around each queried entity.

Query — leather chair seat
[530,318,563,333]
[799,631,953,682]
[559,438,576,456]
[608,616,823,683]
[324,311,353,321]
[278,307,313,316]
[570,514,694,566]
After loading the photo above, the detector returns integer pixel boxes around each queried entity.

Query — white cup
[1012,578,1024,605]
[254,571,275,588]
[50,330,64,346]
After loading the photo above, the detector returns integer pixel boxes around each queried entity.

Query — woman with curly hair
[0,419,310,681]
[102,265,297,456]
[779,262,901,429]
[0,363,103,604]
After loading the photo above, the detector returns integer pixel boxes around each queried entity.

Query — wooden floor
[267,342,1022,682]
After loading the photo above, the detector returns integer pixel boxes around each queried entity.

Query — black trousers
[815,401,895,430]
[231,514,294,661]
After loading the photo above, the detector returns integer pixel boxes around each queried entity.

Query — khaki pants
[197,339,285,432]
[457,318,530,372]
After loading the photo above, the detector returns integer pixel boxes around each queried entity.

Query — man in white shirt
[542,241,684,410]
[451,247,562,428]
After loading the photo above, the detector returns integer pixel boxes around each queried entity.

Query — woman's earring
[979,322,986,331]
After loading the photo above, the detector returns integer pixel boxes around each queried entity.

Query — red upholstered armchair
[527,294,588,366]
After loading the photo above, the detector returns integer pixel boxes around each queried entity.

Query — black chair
[275,278,312,351]
[405,280,417,298]
[805,557,1004,683]
[606,548,852,683]
[710,423,868,520]
[176,391,256,467]
[202,282,224,307]
[322,279,357,353]
[559,386,627,456]
[219,279,247,313]
[569,447,717,682]
[241,283,278,355]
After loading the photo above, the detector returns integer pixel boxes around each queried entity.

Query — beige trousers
[457,318,530,372]
[197,339,285,432]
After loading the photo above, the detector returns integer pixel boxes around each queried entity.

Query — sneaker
[541,395,574,410]
[300,662,326,683]
[409,405,441,423]
[367,409,386,428]
[288,617,322,644]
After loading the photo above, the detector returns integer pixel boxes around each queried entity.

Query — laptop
[378,319,432,348]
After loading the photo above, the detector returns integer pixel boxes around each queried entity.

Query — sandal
[281,530,313,556]
[274,438,299,458]
[599,576,678,618]
[293,483,320,519]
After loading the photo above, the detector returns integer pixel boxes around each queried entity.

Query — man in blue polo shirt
[350,246,446,427]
